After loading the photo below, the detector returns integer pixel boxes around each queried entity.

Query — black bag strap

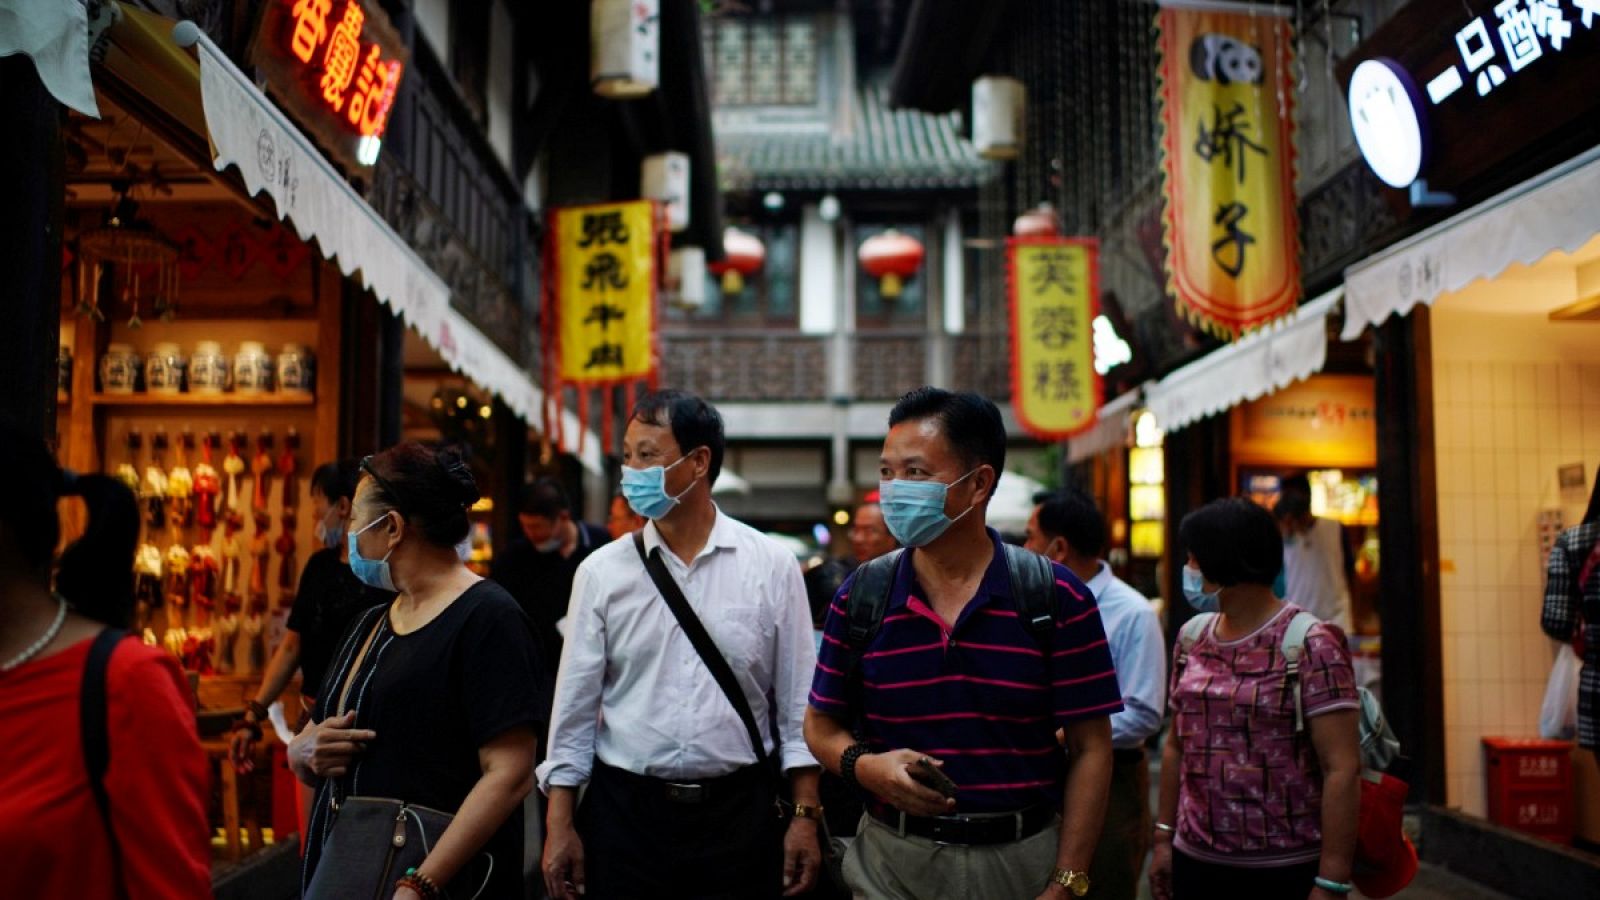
[81,627,128,896]
[845,549,904,650]
[633,531,772,771]
[1001,544,1058,643]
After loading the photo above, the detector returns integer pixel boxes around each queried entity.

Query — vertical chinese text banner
[1158,1,1299,337]
[1009,237,1101,441]
[550,200,659,451]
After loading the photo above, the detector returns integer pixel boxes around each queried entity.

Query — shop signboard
[545,200,663,453]
[1008,237,1101,441]
[1341,0,1600,196]
[1156,1,1301,338]
[1231,374,1378,468]
[251,0,408,171]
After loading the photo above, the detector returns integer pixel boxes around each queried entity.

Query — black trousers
[577,761,783,900]
[1172,849,1319,900]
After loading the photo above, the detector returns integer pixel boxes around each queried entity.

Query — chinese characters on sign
[1158,2,1300,337]
[1427,0,1592,104]
[279,0,404,146]
[1009,238,1101,441]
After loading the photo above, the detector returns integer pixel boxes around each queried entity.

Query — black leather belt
[594,760,770,806]
[869,802,1056,846]
[1113,748,1147,765]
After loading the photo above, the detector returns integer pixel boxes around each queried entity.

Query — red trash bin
[1483,737,1574,844]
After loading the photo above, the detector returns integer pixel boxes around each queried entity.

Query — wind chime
[74,191,180,327]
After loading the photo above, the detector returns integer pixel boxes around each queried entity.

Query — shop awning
[1343,144,1600,340]
[169,22,601,474]
[1144,288,1342,432]
[1066,389,1141,464]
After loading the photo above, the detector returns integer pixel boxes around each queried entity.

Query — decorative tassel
[601,388,615,456]
[577,388,590,456]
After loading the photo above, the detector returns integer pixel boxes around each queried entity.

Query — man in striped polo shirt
[804,388,1120,900]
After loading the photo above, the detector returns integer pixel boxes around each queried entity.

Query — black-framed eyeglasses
[359,455,406,512]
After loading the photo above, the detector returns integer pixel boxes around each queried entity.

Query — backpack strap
[1002,544,1057,647]
[1280,612,1318,734]
[845,549,904,652]
[1176,613,1216,664]
[81,627,128,895]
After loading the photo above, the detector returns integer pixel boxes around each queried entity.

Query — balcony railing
[660,330,831,401]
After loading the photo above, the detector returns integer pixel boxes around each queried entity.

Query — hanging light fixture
[1012,202,1060,237]
[667,246,707,310]
[972,75,1025,161]
[708,227,765,294]
[858,228,925,299]
[591,0,659,99]
[75,190,180,327]
[641,151,690,232]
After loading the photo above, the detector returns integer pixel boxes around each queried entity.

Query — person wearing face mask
[538,389,823,900]
[1149,498,1361,900]
[491,478,612,672]
[804,388,1121,900]
[230,459,392,790]
[290,443,543,899]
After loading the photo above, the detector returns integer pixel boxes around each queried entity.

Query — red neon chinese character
[320,1,365,112]
[289,0,332,63]
[347,45,402,136]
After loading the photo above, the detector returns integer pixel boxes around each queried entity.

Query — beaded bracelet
[396,869,441,900]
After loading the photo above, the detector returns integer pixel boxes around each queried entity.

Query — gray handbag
[303,795,494,900]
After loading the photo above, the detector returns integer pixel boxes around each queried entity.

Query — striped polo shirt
[810,529,1122,814]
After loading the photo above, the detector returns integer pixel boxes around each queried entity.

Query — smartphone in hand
[911,756,959,798]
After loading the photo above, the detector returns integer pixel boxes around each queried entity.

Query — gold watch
[1051,868,1090,897]
[791,803,824,821]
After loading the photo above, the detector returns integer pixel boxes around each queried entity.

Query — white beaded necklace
[2,596,69,672]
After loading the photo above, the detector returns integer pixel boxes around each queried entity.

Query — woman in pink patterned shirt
[1149,498,1362,900]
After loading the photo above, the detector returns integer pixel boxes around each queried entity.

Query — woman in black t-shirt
[290,443,543,900]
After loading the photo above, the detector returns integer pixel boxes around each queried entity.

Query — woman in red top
[0,422,212,899]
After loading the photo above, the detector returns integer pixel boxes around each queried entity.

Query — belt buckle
[665,782,705,804]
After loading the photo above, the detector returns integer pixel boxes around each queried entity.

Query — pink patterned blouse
[1169,604,1359,867]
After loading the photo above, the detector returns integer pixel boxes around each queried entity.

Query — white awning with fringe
[1343,144,1600,340]
[1144,288,1342,433]
[170,21,601,473]
[1066,389,1141,463]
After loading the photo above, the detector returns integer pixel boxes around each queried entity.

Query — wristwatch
[791,803,824,821]
[1051,868,1090,897]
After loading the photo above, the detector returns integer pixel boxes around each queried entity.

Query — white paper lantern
[972,75,1024,161]
[592,0,659,99]
[642,152,691,232]
[668,246,707,310]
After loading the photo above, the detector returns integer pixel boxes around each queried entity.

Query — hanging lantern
[641,152,690,232]
[1013,202,1060,238]
[591,0,659,99]
[972,75,1024,161]
[708,227,764,294]
[667,246,707,310]
[76,194,180,327]
[859,228,925,299]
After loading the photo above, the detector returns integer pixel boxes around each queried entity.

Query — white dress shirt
[1084,562,1167,749]
[536,507,818,790]
[1283,516,1353,633]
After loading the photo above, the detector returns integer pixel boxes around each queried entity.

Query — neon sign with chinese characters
[253,0,407,171]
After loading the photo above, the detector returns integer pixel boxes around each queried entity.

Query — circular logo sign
[1348,58,1428,190]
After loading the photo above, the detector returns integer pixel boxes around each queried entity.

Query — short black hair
[362,441,480,547]
[1034,489,1108,558]
[888,387,1007,475]
[311,459,360,504]
[1179,497,1282,587]
[629,389,725,483]
[1274,473,1313,519]
[518,477,572,519]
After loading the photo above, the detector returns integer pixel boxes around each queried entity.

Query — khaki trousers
[842,812,1061,900]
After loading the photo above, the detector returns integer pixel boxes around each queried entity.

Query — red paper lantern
[1013,203,1060,238]
[708,227,765,294]
[859,228,924,299]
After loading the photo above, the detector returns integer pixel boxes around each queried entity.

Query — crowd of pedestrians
[0,382,1386,899]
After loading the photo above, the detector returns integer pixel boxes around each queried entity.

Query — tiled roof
[715,86,996,192]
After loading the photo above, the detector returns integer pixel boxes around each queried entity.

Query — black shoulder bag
[82,628,128,899]
[632,531,777,781]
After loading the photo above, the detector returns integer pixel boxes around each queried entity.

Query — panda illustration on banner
[1189,33,1264,86]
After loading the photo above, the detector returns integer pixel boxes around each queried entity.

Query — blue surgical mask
[1182,564,1222,613]
[621,454,698,521]
[348,514,397,592]
[315,507,346,550]
[878,469,978,548]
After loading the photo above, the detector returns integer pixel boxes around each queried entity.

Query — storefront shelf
[89,393,316,408]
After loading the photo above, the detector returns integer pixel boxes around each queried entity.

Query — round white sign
[1348,58,1427,189]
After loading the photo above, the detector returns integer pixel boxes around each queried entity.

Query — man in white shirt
[538,390,822,899]
[1025,489,1166,900]
[1274,473,1354,633]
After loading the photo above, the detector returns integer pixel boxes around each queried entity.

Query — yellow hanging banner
[1158,2,1299,337]
[551,200,659,385]
[1008,237,1101,441]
